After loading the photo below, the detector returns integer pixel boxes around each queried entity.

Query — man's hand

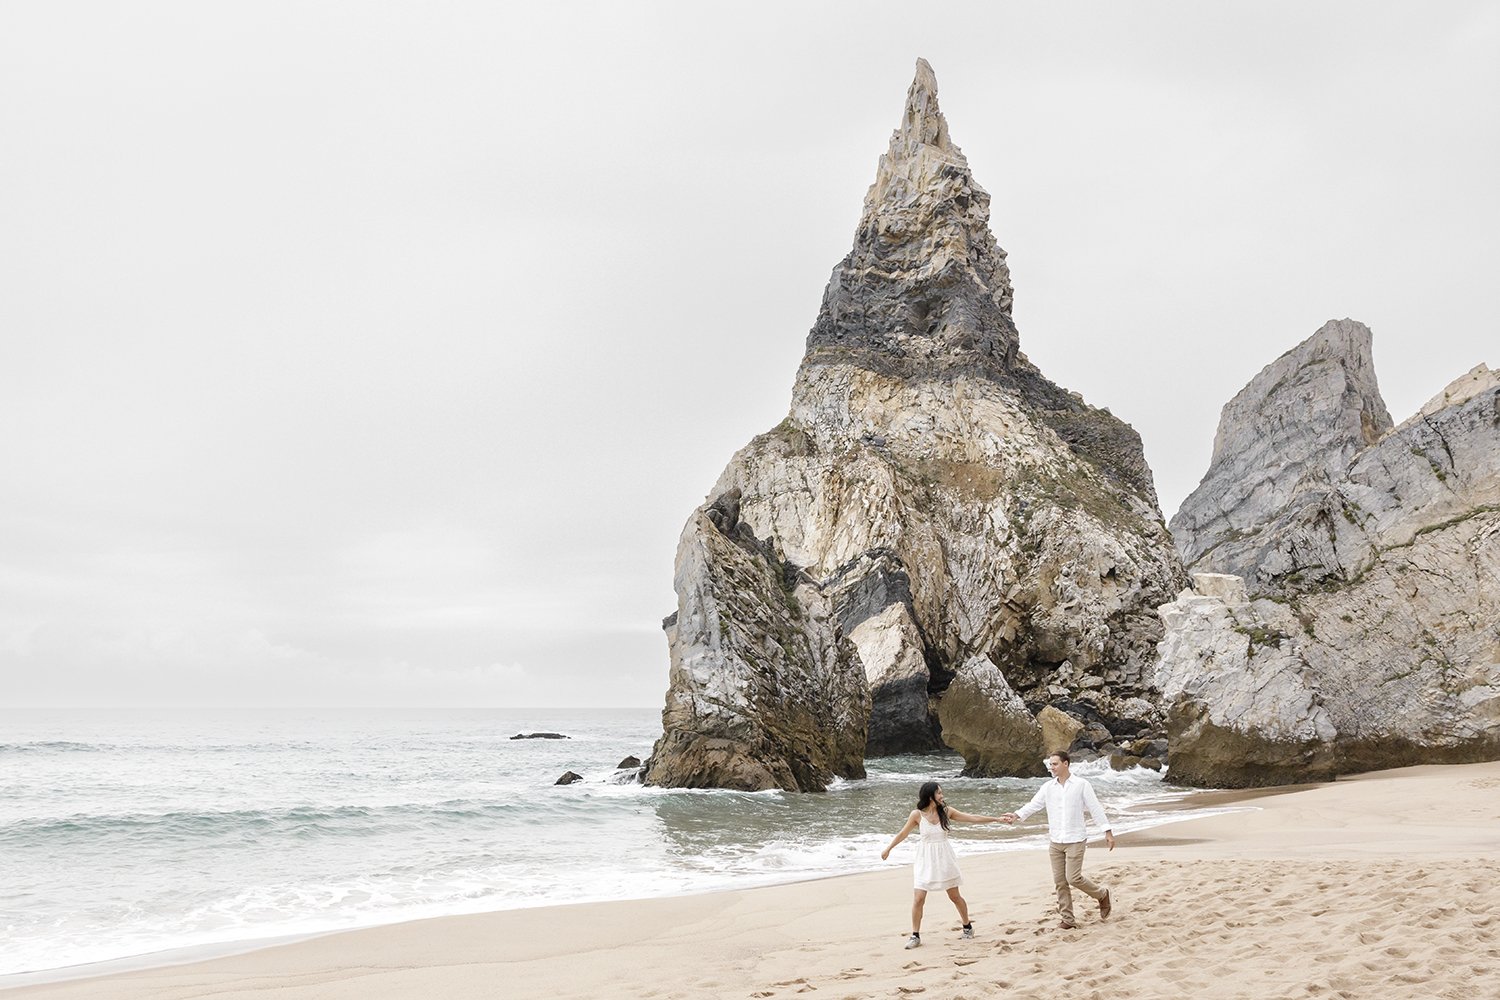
[999,812,1018,824]
[1105,830,1116,851]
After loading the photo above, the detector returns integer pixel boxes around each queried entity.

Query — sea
[0,708,1236,984]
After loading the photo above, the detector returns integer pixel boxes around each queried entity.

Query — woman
[881,781,1004,949]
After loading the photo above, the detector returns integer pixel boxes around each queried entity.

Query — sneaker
[904,933,921,949]
[961,925,974,939]
[1099,888,1112,920]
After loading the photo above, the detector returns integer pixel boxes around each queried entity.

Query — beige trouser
[1048,840,1104,922]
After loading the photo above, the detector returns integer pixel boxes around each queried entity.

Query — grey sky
[3,3,1496,708]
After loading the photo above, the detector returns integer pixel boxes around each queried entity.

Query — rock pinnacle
[807,59,1018,378]
[895,58,951,154]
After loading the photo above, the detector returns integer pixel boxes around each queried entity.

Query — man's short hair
[1050,749,1071,763]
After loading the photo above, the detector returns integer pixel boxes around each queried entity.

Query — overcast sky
[3,2,1496,709]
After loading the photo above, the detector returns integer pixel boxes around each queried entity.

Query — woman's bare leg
[945,886,969,925]
[911,889,928,933]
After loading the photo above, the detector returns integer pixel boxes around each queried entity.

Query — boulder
[1037,705,1084,757]
[936,655,1046,777]
[1109,696,1160,734]
[555,771,583,785]
[1191,573,1247,603]
[1076,721,1114,750]
[616,756,642,769]
[511,732,569,740]
[1129,737,1169,758]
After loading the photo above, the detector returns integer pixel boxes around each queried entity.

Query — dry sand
[10,761,1500,1000]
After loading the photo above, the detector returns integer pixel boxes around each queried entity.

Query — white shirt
[1015,774,1112,844]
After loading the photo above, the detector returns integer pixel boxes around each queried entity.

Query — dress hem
[914,877,961,891]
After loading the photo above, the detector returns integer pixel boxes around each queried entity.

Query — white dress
[912,813,962,890]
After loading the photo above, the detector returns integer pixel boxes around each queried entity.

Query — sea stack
[644,60,1186,791]
[1159,325,1500,786]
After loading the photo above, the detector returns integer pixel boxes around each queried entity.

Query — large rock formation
[644,60,1186,791]
[1169,319,1393,581]
[647,492,869,792]
[1161,327,1500,786]
[1154,573,1339,787]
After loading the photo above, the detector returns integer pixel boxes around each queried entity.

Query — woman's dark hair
[916,781,950,830]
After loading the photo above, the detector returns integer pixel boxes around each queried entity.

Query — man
[1001,749,1115,929]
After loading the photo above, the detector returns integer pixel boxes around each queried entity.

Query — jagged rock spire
[899,58,950,149]
[805,59,1018,377]
[860,57,959,218]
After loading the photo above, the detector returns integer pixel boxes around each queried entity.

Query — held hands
[999,813,1019,824]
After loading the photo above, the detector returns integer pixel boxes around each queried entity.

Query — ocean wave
[0,740,103,754]
[0,799,533,846]
[0,740,331,756]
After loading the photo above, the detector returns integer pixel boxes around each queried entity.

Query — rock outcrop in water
[644,60,1186,791]
[1160,327,1500,787]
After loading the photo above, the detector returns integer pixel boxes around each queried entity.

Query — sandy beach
[10,760,1500,1000]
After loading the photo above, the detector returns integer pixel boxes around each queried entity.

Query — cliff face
[644,61,1186,791]
[1161,328,1500,787]
[1169,320,1393,582]
[647,494,869,791]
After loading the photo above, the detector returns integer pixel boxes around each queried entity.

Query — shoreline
[9,761,1500,998]
[0,776,1239,991]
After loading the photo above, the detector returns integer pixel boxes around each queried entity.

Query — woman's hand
[880,847,890,860]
